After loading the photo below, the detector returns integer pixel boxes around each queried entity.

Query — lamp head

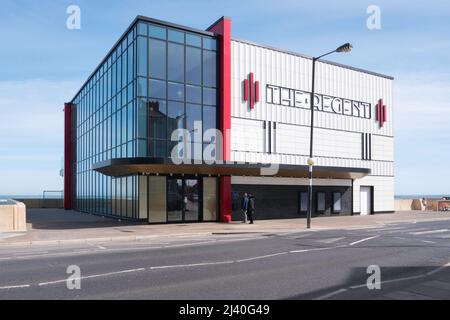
[336,43,353,53]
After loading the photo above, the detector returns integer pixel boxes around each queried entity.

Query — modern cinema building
[64,16,394,223]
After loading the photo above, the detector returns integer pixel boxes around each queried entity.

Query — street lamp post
[306,43,353,229]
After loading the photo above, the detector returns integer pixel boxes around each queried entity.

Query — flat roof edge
[69,15,218,104]
[232,38,394,80]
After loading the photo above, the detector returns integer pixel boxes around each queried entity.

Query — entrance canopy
[93,157,370,180]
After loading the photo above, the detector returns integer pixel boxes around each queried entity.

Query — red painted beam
[64,103,72,210]
[207,16,231,162]
[207,17,232,223]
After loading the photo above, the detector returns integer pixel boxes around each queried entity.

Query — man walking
[247,193,255,224]
[241,193,249,223]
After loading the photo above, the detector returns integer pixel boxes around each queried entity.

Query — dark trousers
[247,210,254,223]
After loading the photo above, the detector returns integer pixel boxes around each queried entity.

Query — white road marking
[348,261,450,290]
[315,288,348,300]
[371,227,408,232]
[150,261,234,270]
[38,268,146,286]
[316,237,346,244]
[410,229,449,235]
[0,284,30,290]
[290,245,345,254]
[421,240,436,244]
[349,235,380,246]
[236,252,288,262]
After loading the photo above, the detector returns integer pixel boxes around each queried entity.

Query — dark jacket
[248,197,255,211]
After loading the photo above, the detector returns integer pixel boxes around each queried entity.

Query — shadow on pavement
[26,208,140,230]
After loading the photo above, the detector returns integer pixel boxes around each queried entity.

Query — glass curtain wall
[136,21,218,161]
[71,19,218,221]
[72,25,138,219]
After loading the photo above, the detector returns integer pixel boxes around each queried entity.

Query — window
[333,192,342,213]
[168,29,184,43]
[137,77,147,97]
[203,50,217,87]
[168,101,185,133]
[168,82,184,101]
[186,85,201,104]
[300,192,308,213]
[203,87,217,105]
[186,104,203,160]
[202,106,216,142]
[149,38,166,79]
[186,103,202,135]
[137,37,148,77]
[168,43,184,82]
[203,38,217,51]
[149,78,166,99]
[149,24,166,40]
[148,99,167,140]
[317,192,326,213]
[186,34,201,47]
[186,47,201,85]
[137,22,147,36]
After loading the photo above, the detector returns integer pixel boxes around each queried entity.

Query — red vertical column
[64,103,72,210]
[207,17,232,222]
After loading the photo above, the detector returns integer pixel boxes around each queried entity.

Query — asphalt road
[1,219,450,300]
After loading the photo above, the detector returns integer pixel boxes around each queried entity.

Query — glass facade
[70,18,218,220]
[136,21,218,161]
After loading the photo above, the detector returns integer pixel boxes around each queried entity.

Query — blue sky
[0,0,449,195]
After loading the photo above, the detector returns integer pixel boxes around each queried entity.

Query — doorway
[167,177,201,222]
[360,186,372,215]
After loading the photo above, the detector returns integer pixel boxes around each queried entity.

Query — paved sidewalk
[1,208,450,246]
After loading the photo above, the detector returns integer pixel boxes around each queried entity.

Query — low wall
[15,198,63,209]
[0,200,27,232]
[395,198,446,211]
[395,199,425,211]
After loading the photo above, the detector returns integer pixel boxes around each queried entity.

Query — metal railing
[42,190,64,208]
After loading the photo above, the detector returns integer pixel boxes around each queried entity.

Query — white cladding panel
[372,135,394,162]
[230,39,393,174]
[230,39,394,213]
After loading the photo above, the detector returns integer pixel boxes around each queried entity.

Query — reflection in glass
[148,100,167,140]
[149,24,166,40]
[168,43,184,82]
[168,29,184,43]
[203,50,217,87]
[149,38,166,79]
[149,78,166,99]
[168,82,184,101]
[186,47,201,85]
[186,34,201,47]
[167,179,183,222]
[203,87,217,105]
[137,37,147,77]
[186,85,201,104]
[184,179,199,221]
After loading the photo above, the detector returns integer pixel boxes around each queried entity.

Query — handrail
[42,190,64,200]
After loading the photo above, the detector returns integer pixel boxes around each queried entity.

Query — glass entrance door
[167,177,200,222]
